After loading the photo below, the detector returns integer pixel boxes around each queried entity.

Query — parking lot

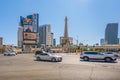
[0,53,120,80]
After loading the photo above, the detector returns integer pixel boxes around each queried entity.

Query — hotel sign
[23,32,37,40]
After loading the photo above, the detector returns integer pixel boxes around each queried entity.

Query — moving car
[4,51,16,56]
[35,51,62,62]
[80,51,117,62]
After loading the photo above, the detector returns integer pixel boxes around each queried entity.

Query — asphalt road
[0,53,120,80]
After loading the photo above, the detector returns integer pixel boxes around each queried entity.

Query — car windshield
[99,53,104,55]
[103,52,113,54]
[47,53,55,56]
[9,52,15,53]
[42,51,47,53]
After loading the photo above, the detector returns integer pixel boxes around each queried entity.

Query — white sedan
[36,52,62,62]
[4,51,16,56]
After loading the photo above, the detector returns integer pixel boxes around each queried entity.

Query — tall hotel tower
[18,13,39,52]
[38,24,52,47]
[105,23,118,44]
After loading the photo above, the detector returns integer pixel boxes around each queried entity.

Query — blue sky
[0,0,120,45]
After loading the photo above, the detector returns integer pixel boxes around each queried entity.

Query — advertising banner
[23,32,37,40]
[23,18,32,25]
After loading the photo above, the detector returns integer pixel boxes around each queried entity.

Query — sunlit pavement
[0,53,120,80]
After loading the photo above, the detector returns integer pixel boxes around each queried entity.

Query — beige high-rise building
[38,24,52,47]
[0,37,3,46]
[18,27,23,47]
[0,37,3,54]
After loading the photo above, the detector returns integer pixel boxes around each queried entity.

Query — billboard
[23,18,32,25]
[23,32,37,40]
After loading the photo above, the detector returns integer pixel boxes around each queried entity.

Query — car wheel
[51,58,56,62]
[36,57,41,61]
[59,58,62,62]
[8,54,10,56]
[105,57,112,62]
[83,57,89,61]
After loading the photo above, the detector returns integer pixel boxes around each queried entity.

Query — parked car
[80,51,117,62]
[4,51,16,56]
[35,52,62,62]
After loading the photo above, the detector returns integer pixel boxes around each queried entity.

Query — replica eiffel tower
[61,16,70,47]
